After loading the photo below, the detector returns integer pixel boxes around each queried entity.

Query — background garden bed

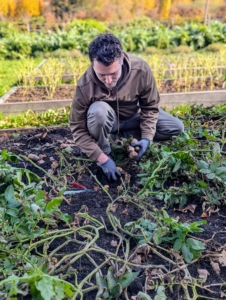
[0,85,226,114]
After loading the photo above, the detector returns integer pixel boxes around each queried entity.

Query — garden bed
[1,103,226,299]
[0,82,226,114]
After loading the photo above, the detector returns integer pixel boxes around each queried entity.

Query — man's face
[93,56,124,90]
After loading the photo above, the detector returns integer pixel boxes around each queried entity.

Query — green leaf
[96,272,109,299]
[216,167,226,176]
[172,159,181,173]
[210,162,219,172]
[206,173,215,180]
[63,282,76,297]
[34,190,45,201]
[137,291,152,300]
[154,286,166,300]
[153,233,162,245]
[200,169,211,174]
[110,283,122,298]
[197,160,209,169]
[54,281,65,300]
[4,185,20,208]
[181,244,194,263]
[148,222,157,231]
[118,271,139,288]
[6,208,18,217]
[173,239,183,251]
[45,197,62,211]
[186,238,205,250]
[197,180,208,188]
[107,267,117,291]
[141,218,151,228]
[35,276,55,300]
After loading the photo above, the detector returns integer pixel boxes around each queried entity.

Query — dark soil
[5,85,75,102]
[159,77,226,94]
[1,126,226,300]
[5,77,226,103]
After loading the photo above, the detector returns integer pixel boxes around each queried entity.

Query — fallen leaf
[103,185,109,191]
[207,208,220,216]
[210,261,220,275]
[150,268,164,276]
[51,161,59,169]
[117,185,124,195]
[131,255,142,264]
[129,244,151,262]
[175,204,197,214]
[48,169,54,175]
[83,219,90,225]
[110,204,118,213]
[201,208,220,218]
[120,207,128,215]
[37,159,45,164]
[60,143,76,149]
[185,204,197,214]
[39,154,46,159]
[28,133,42,140]
[42,132,48,139]
[93,186,100,191]
[111,240,118,247]
[220,291,226,298]
[201,211,209,218]
[197,269,210,282]
[219,250,226,266]
[28,153,40,161]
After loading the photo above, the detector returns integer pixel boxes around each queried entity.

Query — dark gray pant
[87,101,184,155]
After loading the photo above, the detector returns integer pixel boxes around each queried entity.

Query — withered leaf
[83,219,90,225]
[220,291,226,298]
[48,169,54,175]
[210,261,220,275]
[28,153,40,161]
[131,255,142,264]
[219,250,226,266]
[120,207,128,215]
[110,204,118,212]
[197,269,210,282]
[150,268,164,276]
[201,211,209,218]
[42,132,48,139]
[51,161,59,169]
[201,207,220,218]
[185,204,197,214]
[103,185,109,191]
[37,159,45,164]
[60,143,76,149]
[110,240,118,247]
[93,185,100,191]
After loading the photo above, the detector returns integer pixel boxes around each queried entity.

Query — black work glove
[131,138,150,160]
[99,157,121,181]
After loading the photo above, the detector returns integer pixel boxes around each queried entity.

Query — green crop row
[0,17,226,59]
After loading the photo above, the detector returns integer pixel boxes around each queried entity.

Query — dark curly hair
[88,33,123,66]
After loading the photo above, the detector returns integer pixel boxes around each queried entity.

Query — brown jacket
[69,52,160,160]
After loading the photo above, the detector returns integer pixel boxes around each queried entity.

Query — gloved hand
[131,138,150,160]
[99,157,121,181]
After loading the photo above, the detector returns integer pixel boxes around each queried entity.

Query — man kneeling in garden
[69,33,184,180]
